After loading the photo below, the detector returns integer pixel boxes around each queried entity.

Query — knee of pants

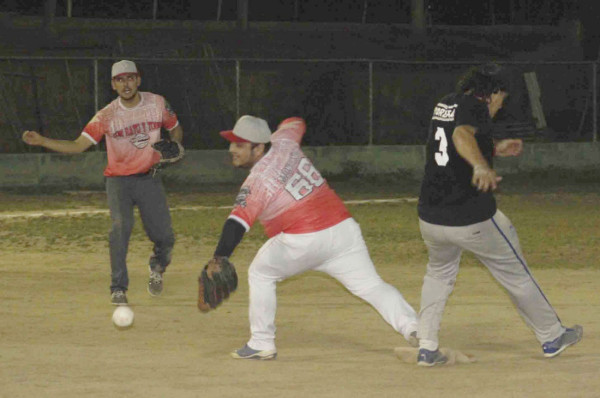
[345,275,386,297]
[110,218,133,239]
[426,260,460,281]
[427,268,458,282]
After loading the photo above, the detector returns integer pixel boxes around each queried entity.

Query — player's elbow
[72,137,94,153]
[72,143,90,153]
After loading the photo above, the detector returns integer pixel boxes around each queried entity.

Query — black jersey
[418,93,496,226]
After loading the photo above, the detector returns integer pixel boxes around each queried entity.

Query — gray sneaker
[417,348,448,367]
[231,344,277,360]
[542,325,583,358]
[148,270,164,296]
[111,290,128,306]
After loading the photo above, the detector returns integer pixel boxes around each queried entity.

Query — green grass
[1,185,598,270]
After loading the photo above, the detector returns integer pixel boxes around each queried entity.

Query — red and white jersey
[81,92,179,176]
[229,117,351,238]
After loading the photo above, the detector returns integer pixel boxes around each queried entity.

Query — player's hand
[22,130,44,146]
[495,139,523,157]
[472,165,502,192]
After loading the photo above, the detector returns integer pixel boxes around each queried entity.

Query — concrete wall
[2,142,599,190]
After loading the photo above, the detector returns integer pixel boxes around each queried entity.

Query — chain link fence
[0,56,597,154]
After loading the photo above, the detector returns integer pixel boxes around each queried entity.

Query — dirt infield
[1,242,598,398]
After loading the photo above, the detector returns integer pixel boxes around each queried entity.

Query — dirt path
[1,246,597,398]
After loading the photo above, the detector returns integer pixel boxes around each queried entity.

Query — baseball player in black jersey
[415,63,582,366]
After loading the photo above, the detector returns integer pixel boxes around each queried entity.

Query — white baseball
[112,305,134,329]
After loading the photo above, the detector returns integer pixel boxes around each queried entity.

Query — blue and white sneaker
[542,325,583,358]
[417,348,448,367]
[231,344,277,360]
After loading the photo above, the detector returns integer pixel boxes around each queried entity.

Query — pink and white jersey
[229,117,351,238]
[81,92,179,176]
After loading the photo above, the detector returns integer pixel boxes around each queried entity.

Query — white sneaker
[147,270,163,296]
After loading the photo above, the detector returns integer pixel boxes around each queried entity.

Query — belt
[113,168,158,178]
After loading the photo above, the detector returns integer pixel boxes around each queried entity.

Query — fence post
[237,0,248,30]
[64,60,82,128]
[368,61,373,146]
[594,62,597,142]
[236,60,240,119]
[93,59,99,113]
[93,58,100,151]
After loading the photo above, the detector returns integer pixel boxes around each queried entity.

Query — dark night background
[0,0,588,25]
[1,1,599,60]
[2,1,599,59]
[1,0,600,150]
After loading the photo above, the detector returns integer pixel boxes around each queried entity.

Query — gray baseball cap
[112,60,138,78]
[220,115,272,143]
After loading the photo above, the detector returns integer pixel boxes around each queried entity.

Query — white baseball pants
[417,210,565,351]
[246,218,418,352]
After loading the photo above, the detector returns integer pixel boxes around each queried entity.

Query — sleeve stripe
[81,132,98,145]
[228,215,250,232]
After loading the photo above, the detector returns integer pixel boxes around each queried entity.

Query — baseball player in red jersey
[22,60,183,305]
[416,64,582,366]
[209,115,418,360]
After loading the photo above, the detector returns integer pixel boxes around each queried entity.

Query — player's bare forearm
[169,125,183,143]
[22,131,92,153]
[494,138,523,157]
[452,125,489,169]
[40,138,90,153]
[453,125,501,192]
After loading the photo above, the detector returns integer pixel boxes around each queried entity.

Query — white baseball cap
[220,115,271,143]
[111,60,138,78]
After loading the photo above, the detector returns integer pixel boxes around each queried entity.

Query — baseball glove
[152,139,184,165]
[198,256,238,312]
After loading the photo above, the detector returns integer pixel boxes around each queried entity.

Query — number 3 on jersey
[434,127,449,166]
[285,158,324,200]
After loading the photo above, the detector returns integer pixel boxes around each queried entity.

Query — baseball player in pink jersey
[22,60,183,305]
[208,115,418,360]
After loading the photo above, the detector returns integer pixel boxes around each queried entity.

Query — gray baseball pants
[106,174,175,292]
[417,210,564,351]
